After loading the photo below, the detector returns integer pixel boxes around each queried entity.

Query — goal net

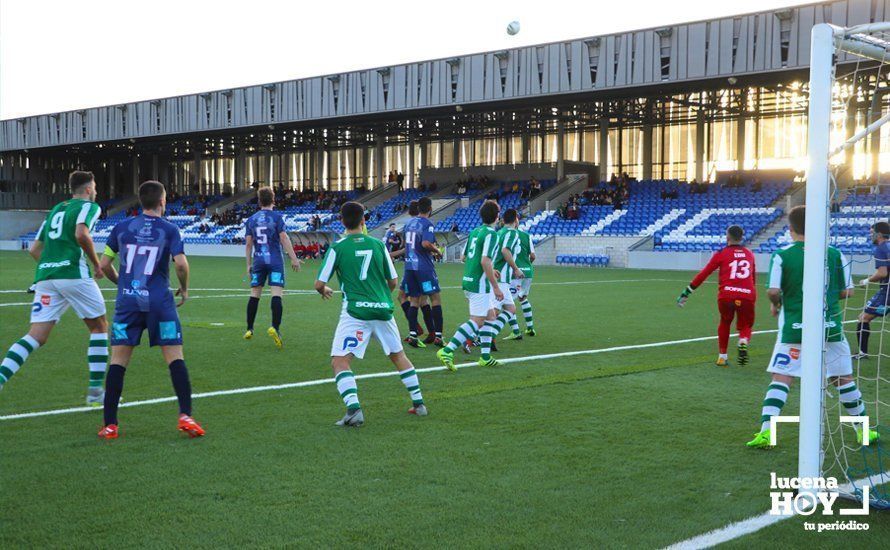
[803,22,890,510]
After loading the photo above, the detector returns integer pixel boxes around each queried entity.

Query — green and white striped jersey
[767,241,852,344]
[515,230,535,279]
[33,198,102,282]
[461,225,499,293]
[494,226,521,284]
[317,233,398,321]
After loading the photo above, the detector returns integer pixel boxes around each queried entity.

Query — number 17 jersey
[106,214,184,312]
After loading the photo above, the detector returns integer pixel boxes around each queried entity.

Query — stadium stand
[522,179,792,251]
[324,188,431,234]
[434,179,556,232]
[757,186,890,256]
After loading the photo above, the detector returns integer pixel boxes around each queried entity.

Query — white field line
[0,327,778,422]
[663,470,890,550]
[0,278,689,307]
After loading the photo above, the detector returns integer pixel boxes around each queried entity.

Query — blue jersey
[875,240,890,288]
[245,210,286,268]
[107,214,184,313]
[403,216,436,272]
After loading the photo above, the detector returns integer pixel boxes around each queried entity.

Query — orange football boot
[177,414,206,438]
[98,424,119,439]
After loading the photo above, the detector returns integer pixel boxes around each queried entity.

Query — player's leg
[0,322,53,390]
[82,316,109,405]
[716,300,734,366]
[518,279,535,336]
[267,284,284,350]
[857,289,887,358]
[375,317,427,415]
[501,283,521,340]
[736,300,755,367]
[330,313,371,425]
[420,295,436,345]
[59,278,110,404]
[438,292,485,371]
[406,295,425,348]
[827,340,879,444]
[748,341,798,448]
[1,280,68,390]
[161,344,204,437]
[479,304,501,367]
[245,275,263,339]
[855,309,879,358]
[429,292,444,346]
[98,344,134,439]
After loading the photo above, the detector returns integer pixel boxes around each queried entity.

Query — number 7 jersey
[690,244,757,302]
[106,214,184,312]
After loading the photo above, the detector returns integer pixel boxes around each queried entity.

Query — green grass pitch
[0,250,886,547]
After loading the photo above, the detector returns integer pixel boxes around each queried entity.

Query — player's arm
[279,231,301,271]
[529,237,536,263]
[859,249,888,286]
[480,234,503,300]
[677,252,720,306]
[389,247,406,259]
[173,254,189,307]
[75,223,104,280]
[501,241,523,279]
[28,239,44,262]
[384,244,399,291]
[840,252,855,299]
[767,253,783,316]
[314,248,337,299]
[244,234,253,279]
[99,245,119,284]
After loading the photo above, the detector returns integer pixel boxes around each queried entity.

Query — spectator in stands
[397,172,405,191]
[450,221,460,233]
[429,181,437,192]
[456,182,467,195]
[752,178,763,192]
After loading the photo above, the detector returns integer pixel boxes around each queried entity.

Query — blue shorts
[112,304,183,347]
[402,269,440,297]
[251,264,285,287]
[865,289,888,317]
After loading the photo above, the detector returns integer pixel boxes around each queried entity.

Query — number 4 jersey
[34,198,102,282]
[690,244,757,302]
[106,214,184,312]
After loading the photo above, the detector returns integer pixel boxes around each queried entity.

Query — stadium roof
[0,0,882,154]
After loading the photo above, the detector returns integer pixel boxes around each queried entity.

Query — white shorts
[511,278,533,298]
[465,291,495,317]
[766,340,853,378]
[30,279,106,323]
[330,310,403,359]
[493,282,515,309]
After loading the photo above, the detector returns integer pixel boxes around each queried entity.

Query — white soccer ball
[506,21,520,36]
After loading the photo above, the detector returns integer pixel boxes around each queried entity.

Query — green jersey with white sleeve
[317,233,398,321]
[33,198,102,282]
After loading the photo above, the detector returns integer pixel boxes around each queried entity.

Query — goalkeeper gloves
[676,285,694,307]
[859,277,871,287]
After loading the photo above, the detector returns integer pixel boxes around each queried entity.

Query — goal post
[800,21,890,508]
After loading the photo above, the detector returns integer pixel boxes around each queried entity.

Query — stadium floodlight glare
[801,21,890,510]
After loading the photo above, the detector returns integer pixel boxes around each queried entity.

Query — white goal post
[800,22,890,503]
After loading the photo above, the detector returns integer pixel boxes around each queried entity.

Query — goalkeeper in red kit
[677,225,757,367]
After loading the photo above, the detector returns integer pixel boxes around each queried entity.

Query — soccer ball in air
[506,21,520,36]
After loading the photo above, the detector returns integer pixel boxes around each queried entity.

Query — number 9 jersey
[105,214,185,347]
[690,244,757,302]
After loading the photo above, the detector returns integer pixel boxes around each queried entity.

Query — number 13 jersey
[691,244,757,302]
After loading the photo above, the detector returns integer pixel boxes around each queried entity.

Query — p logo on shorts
[772,353,792,369]
[342,336,359,351]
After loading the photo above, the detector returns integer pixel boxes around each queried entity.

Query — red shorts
[718,299,755,330]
